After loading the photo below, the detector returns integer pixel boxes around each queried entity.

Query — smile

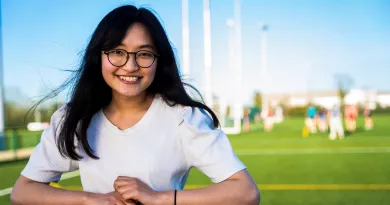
[116,75,142,84]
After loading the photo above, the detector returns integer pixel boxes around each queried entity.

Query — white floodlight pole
[182,0,190,78]
[203,0,213,106]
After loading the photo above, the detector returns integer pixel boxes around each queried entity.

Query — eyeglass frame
[102,49,159,68]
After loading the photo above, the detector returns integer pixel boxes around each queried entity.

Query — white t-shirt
[21,95,246,193]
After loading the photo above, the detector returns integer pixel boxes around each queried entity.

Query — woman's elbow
[246,185,260,205]
[235,181,260,204]
[10,187,24,205]
[232,171,260,204]
[11,176,31,205]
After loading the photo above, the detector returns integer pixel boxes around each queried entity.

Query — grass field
[1,115,390,204]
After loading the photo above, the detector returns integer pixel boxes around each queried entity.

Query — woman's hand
[85,191,136,205]
[114,176,161,205]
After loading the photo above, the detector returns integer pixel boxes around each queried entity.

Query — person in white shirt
[329,105,345,140]
[11,5,260,205]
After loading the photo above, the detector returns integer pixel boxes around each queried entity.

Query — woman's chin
[114,89,146,99]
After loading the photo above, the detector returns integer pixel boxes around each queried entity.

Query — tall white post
[0,0,6,150]
[182,0,190,78]
[233,0,242,132]
[223,19,235,128]
[260,24,269,118]
[227,19,235,73]
[203,0,213,106]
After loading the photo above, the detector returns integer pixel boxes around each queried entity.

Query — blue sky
[2,0,390,105]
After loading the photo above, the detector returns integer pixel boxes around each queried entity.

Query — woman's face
[101,23,158,99]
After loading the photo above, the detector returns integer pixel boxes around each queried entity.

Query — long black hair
[37,5,220,160]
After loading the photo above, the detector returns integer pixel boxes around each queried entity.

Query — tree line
[4,101,63,128]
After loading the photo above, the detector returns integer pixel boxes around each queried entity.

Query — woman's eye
[111,50,124,55]
[138,52,153,58]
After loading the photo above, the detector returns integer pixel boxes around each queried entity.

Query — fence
[0,127,42,162]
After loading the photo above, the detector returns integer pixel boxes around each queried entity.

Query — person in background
[329,104,345,140]
[363,105,374,130]
[262,106,274,132]
[317,107,328,133]
[274,105,284,123]
[345,104,358,133]
[306,105,317,133]
[243,108,251,132]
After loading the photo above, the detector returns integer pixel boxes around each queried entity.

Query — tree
[4,101,32,128]
[4,100,63,128]
[225,105,231,118]
[253,91,262,110]
[334,74,354,107]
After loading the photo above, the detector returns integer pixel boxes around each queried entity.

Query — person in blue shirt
[305,105,317,133]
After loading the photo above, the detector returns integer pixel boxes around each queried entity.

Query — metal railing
[0,127,41,162]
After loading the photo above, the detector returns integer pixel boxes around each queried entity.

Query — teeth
[119,76,138,82]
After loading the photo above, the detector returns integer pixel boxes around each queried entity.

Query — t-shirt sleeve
[178,106,246,183]
[21,106,79,183]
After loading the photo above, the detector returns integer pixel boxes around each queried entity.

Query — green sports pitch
[1,115,390,205]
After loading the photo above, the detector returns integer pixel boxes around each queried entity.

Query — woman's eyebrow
[138,44,155,50]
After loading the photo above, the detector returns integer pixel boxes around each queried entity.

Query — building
[266,89,388,109]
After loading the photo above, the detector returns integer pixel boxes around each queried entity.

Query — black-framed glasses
[102,49,159,68]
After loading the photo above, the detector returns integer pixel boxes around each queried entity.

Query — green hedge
[4,129,42,150]
[372,106,390,114]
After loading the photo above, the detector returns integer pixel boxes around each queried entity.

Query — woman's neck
[106,92,154,115]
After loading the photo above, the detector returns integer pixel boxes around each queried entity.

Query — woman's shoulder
[156,96,213,129]
[175,105,214,130]
[47,104,70,127]
[51,104,68,118]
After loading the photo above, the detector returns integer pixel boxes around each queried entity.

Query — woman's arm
[114,170,260,205]
[164,170,259,205]
[11,176,128,205]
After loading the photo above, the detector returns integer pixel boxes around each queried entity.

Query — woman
[317,108,328,133]
[11,5,259,205]
[344,104,357,133]
[305,105,317,134]
[363,105,373,130]
[329,104,344,140]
